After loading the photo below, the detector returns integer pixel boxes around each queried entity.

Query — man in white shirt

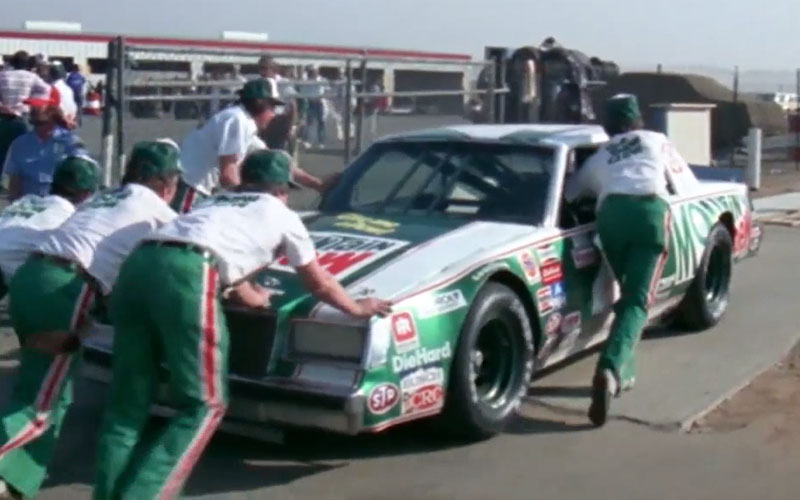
[0,154,100,500]
[94,149,392,500]
[300,66,329,149]
[0,141,180,500]
[564,94,675,427]
[0,155,98,301]
[174,78,283,213]
[48,62,77,127]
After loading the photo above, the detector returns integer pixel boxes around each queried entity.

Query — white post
[746,127,762,190]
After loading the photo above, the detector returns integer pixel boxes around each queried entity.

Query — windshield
[321,141,555,224]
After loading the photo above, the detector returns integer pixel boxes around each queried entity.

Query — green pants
[0,256,94,498]
[596,194,670,389]
[169,180,207,214]
[94,243,229,500]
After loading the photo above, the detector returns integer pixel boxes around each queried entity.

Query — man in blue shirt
[66,64,86,125]
[4,90,87,201]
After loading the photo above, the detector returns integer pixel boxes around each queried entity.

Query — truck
[467,38,620,125]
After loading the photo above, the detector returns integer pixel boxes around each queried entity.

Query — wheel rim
[471,316,520,409]
[704,244,731,305]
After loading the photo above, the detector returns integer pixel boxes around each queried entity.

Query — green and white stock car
[84,124,763,440]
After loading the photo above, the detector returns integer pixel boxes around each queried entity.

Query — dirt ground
[691,341,800,445]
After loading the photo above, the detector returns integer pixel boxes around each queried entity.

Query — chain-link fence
[99,36,508,195]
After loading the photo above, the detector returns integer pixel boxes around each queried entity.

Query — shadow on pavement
[505,414,594,434]
[528,385,591,399]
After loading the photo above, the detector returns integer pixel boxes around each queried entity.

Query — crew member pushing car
[565,94,681,427]
[0,155,100,500]
[93,149,391,500]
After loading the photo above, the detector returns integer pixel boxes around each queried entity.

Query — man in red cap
[4,86,87,201]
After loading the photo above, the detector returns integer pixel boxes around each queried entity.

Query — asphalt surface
[0,225,797,500]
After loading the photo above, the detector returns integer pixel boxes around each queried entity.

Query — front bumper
[83,341,367,436]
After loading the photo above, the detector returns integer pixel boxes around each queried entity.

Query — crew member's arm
[286,213,391,318]
[218,154,241,187]
[564,151,602,203]
[216,115,251,188]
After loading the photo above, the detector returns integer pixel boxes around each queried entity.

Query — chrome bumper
[82,347,366,436]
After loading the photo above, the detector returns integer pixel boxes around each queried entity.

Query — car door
[538,146,612,363]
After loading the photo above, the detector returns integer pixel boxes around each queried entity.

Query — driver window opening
[560,146,599,229]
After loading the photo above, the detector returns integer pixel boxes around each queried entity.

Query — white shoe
[0,480,21,500]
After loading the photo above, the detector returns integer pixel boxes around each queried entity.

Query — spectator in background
[66,63,86,124]
[329,67,355,141]
[49,61,78,127]
[300,66,328,149]
[4,87,87,201]
[0,51,50,117]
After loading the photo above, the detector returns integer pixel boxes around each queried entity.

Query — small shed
[648,103,717,166]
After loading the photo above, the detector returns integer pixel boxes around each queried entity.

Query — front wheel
[443,283,534,440]
[674,222,733,330]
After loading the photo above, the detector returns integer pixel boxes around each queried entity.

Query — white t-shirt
[0,195,74,279]
[180,105,257,195]
[565,130,683,207]
[149,192,316,286]
[54,79,77,120]
[38,184,177,294]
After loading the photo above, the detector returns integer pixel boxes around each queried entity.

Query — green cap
[127,140,183,180]
[237,78,284,104]
[604,93,642,131]
[241,149,297,186]
[53,155,100,193]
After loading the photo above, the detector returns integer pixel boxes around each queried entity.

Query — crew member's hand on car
[354,297,393,318]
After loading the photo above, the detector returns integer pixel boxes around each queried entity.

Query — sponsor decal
[272,232,409,279]
[536,244,559,263]
[391,312,419,353]
[561,311,581,335]
[545,313,562,336]
[734,212,752,255]
[392,342,452,373]
[517,251,541,284]
[400,366,444,392]
[367,383,400,415]
[549,282,567,310]
[416,290,468,319]
[334,212,399,236]
[402,382,444,416]
[541,261,563,285]
[536,287,553,314]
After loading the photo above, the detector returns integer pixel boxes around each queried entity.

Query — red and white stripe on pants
[647,210,673,307]
[0,282,94,458]
[157,262,225,500]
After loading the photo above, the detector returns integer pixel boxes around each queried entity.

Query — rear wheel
[674,223,733,330]
[443,283,534,440]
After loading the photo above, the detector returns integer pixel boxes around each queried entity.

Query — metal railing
[100,36,508,185]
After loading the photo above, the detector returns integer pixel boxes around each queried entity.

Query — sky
[2,0,799,71]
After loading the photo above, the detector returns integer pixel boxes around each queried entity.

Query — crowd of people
[0,58,392,499]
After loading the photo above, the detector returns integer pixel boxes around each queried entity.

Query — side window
[559,146,600,229]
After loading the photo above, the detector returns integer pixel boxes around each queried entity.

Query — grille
[223,307,278,378]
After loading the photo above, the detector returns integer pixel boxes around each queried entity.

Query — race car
[83,124,763,440]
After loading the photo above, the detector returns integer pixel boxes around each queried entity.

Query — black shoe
[588,370,612,427]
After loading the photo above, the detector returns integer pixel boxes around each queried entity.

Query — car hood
[251,212,548,319]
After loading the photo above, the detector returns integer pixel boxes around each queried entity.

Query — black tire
[674,223,733,331]
[443,283,534,440]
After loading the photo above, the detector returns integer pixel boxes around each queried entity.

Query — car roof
[379,124,609,148]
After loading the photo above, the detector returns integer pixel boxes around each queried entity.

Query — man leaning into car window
[93,150,392,500]
[564,93,677,428]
